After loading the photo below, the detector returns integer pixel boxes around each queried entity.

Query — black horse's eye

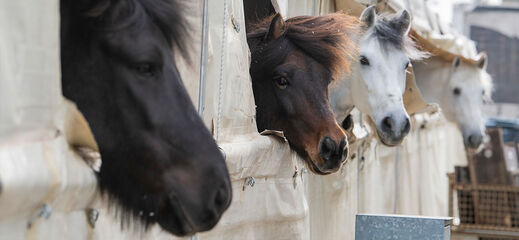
[360,55,370,66]
[404,61,410,69]
[136,63,155,76]
[274,76,289,89]
[453,87,461,96]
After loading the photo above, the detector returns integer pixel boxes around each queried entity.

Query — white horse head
[331,6,428,146]
[414,53,492,149]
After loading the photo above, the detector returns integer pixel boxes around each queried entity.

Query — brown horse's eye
[136,63,155,77]
[453,87,461,96]
[360,55,370,66]
[274,76,289,89]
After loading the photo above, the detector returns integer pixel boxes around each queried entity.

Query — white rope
[216,0,228,143]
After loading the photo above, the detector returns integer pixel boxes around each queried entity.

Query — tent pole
[197,0,209,116]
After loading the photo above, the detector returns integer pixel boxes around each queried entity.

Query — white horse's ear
[264,13,286,42]
[394,10,411,36]
[360,5,377,29]
[477,52,488,69]
[452,57,461,68]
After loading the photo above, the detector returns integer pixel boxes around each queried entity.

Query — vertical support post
[197,0,209,116]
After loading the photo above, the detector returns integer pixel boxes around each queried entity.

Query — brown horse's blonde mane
[248,13,359,78]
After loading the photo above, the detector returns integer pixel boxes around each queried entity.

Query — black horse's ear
[360,5,377,29]
[452,57,461,68]
[477,52,488,69]
[393,9,411,36]
[265,13,286,42]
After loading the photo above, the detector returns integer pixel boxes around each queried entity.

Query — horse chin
[156,193,223,237]
[303,154,341,175]
[306,160,332,175]
[376,130,404,147]
[463,137,483,149]
[156,196,197,236]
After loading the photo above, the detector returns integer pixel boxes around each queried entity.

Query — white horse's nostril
[467,134,483,148]
[382,117,393,131]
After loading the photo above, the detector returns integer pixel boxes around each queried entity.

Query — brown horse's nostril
[318,136,348,172]
[319,136,336,161]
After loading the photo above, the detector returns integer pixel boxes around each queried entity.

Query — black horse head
[60,0,231,236]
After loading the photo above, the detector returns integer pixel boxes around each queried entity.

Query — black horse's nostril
[214,185,230,212]
[382,116,393,132]
[319,136,336,161]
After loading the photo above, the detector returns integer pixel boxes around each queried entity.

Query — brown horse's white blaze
[248,13,357,175]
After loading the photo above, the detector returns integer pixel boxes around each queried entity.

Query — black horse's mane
[81,0,189,58]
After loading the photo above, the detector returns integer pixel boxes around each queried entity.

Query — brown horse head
[248,13,357,175]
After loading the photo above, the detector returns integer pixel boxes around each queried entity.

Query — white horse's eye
[360,56,370,66]
[404,61,410,69]
[453,87,461,96]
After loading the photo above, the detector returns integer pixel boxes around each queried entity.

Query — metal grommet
[39,204,52,219]
[231,16,240,33]
[242,176,255,191]
[87,208,99,228]
[27,204,52,229]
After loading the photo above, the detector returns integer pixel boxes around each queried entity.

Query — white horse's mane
[455,60,494,102]
[369,12,429,61]
[481,68,493,102]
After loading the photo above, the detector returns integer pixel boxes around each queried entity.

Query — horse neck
[331,29,366,116]
[330,69,355,122]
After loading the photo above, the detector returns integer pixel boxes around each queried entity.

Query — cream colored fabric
[0,116,98,240]
[0,0,468,239]
[0,1,99,239]
[0,0,62,137]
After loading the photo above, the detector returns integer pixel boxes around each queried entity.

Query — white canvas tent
[0,0,478,239]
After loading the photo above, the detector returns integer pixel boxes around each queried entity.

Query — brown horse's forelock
[248,13,358,79]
